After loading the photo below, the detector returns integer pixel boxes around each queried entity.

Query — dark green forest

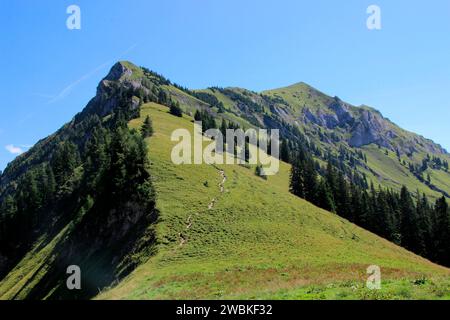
[288,143,450,267]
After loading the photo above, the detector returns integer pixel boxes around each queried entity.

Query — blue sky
[1,0,450,170]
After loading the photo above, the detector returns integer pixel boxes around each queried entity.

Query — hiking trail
[179,168,227,246]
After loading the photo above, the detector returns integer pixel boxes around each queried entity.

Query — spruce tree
[335,172,350,219]
[289,158,304,198]
[194,110,202,121]
[280,139,290,163]
[317,180,336,213]
[416,192,432,257]
[359,190,372,228]
[51,141,79,184]
[400,186,424,253]
[326,161,338,200]
[220,119,227,137]
[349,183,362,223]
[244,140,251,163]
[158,90,169,105]
[433,196,450,265]
[170,101,183,117]
[374,189,394,240]
[141,115,154,138]
[303,159,318,204]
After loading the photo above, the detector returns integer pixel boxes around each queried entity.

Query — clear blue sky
[1,0,450,170]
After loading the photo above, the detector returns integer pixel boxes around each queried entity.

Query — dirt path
[207,170,227,209]
[179,233,187,246]
[208,199,216,210]
[179,168,227,246]
[219,170,227,193]
[186,215,193,229]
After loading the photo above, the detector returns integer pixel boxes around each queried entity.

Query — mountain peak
[77,61,147,120]
[104,61,141,81]
[275,81,315,92]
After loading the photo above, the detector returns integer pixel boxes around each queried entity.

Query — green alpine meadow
[0,61,449,300]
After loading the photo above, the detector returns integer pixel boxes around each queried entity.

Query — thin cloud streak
[37,43,138,104]
[46,60,112,104]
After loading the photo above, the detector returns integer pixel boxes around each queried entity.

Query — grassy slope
[429,169,450,195]
[0,229,66,299]
[98,103,449,300]
[0,220,77,299]
[164,85,209,116]
[362,145,441,198]
[361,145,450,201]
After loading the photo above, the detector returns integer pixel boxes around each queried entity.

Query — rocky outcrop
[329,98,353,125]
[80,62,147,119]
[104,61,133,81]
[293,94,449,156]
[304,108,340,129]
[303,99,354,130]
[348,109,389,148]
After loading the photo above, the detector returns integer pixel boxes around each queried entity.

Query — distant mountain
[264,82,446,153]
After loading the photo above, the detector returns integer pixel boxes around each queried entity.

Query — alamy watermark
[66,5,81,30]
[366,265,381,290]
[171,121,280,175]
[64,5,381,31]
[66,265,81,290]
[367,5,381,30]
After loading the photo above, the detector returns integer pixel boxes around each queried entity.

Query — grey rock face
[304,99,356,130]
[84,63,146,118]
[302,102,390,148]
[104,62,133,81]
[329,99,353,125]
[349,109,387,147]
[300,99,447,155]
[304,108,339,129]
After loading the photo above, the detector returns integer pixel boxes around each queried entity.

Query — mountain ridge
[94,61,448,155]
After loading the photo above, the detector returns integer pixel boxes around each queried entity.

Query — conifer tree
[289,158,304,198]
[317,180,336,213]
[51,141,79,184]
[326,161,338,199]
[335,172,350,219]
[194,110,202,121]
[416,192,432,256]
[170,101,183,117]
[433,196,450,265]
[374,189,394,240]
[220,119,227,137]
[158,90,169,105]
[400,186,424,253]
[349,183,362,223]
[244,140,251,163]
[141,115,154,138]
[359,190,372,228]
[303,159,318,204]
[280,139,290,163]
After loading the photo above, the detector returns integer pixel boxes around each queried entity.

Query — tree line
[289,145,450,267]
